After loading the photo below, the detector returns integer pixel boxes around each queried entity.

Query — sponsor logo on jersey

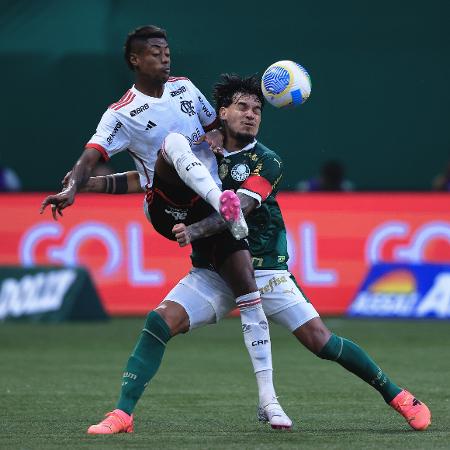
[273,158,282,168]
[259,275,288,295]
[253,162,263,176]
[347,263,450,318]
[180,100,196,116]
[184,128,203,146]
[242,323,251,333]
[218,161,229,180]
[198,95,213,117]
[164,206,188,221]
[130,103,149,117]
[145,120,157,131]
[170,86,187,97]
[231,163,250,182]
[106,121,123,145]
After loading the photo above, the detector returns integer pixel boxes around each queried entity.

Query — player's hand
[39,189,75,220]
[172,223,191,247]
[195,129,224,155]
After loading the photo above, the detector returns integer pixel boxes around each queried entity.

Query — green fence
[1,0,449,190]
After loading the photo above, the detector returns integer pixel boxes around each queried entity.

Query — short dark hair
[124,25,167,71]
[212,74,265,113]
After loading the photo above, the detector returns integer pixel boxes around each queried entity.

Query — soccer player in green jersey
[83,74,431,432]
[171,74,431,432]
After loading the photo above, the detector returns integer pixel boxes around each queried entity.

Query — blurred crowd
[1,157,449,193]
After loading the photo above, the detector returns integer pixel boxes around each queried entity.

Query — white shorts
[163,268,319,332]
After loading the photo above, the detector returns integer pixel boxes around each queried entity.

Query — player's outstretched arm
[64,170,143,194]
[172,192,258,247]
[40,148,101,219]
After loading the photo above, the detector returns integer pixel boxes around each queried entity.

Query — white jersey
[86,77,219,189]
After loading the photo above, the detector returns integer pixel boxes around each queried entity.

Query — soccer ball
[261,60,311,108]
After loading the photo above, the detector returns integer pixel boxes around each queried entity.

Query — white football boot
[257,399,293,430]
[219,190,248,240]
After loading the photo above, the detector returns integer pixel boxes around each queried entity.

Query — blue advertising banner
[347,263,450,319]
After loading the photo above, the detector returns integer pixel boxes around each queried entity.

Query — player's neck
[224,136,254,152]
[224,138,254,153]
[134,76,165,98]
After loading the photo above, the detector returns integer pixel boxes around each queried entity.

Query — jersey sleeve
[238,153,283,205]
[85,109,131,160]
[188,81,217,130]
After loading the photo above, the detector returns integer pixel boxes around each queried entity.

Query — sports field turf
[1,317,449,449]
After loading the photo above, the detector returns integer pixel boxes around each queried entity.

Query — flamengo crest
[180,100,196,116]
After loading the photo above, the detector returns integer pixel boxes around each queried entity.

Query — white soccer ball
[261,60,311,108]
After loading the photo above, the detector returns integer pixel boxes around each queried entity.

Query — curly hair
[124,25,167,71]
[212,73,265,113]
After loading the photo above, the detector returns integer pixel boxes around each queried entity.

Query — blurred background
[1,0,449,191]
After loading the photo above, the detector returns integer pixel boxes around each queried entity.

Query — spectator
[432,160,450,191]
[296,159,354,192]
[0,164,21,192]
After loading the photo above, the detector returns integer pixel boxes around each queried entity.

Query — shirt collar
[222,139,257,157]
[131,84,168,102]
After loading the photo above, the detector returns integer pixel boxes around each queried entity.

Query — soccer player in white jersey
[41,25,243,235]
[40,26,289,433]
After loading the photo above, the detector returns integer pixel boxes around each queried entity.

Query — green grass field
[1,317,449,449]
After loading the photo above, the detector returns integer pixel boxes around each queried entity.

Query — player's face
[220,94,262,141]
[132,38,171,83]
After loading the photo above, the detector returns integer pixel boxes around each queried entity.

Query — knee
[309,330,330,358]
[154,301,190,335]
[164,132,189,151]
[293,318,332,356]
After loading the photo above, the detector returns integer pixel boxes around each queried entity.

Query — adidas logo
[145,120,157,130]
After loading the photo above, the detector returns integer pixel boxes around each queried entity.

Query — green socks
[318,334,401,403]
[116,311,172,415]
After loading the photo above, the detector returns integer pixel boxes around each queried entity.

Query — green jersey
[192,140,288,270]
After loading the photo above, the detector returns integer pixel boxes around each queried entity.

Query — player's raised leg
[160,133,248,238]
[161,132,222,210]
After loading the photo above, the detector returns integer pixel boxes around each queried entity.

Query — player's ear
[219,106,227,120]
[129,53,139,70]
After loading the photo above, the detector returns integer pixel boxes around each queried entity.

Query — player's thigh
[217,246,257,297]
[257,271,319,332]
[145,179,212,241]
[163,268,236,330]
[154,150,183,186]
